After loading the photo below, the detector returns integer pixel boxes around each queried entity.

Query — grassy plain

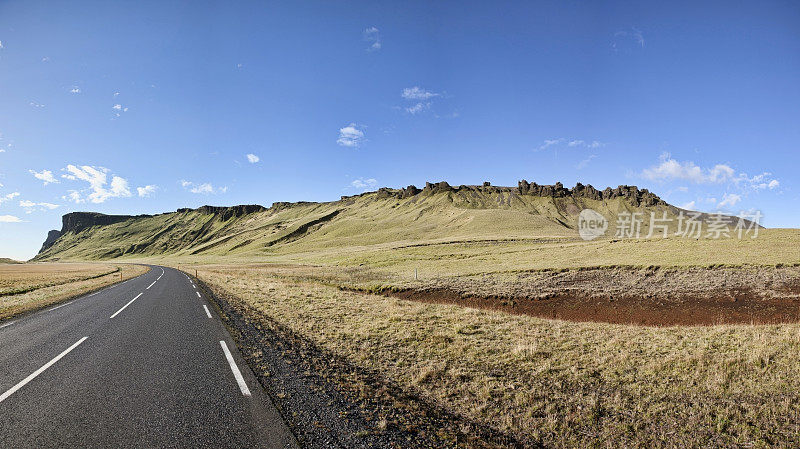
[196,265,800,447]
[0,263,149,321]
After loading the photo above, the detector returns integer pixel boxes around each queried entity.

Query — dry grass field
[195,265,800,447]
[0,263,149,321]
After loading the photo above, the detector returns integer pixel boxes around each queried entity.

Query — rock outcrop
[195,205,266,220]
[372,180,666,206]
[39,230,62,253]
[61,212,140,235]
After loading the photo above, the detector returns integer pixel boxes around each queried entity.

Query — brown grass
[0,263,149,321]
[193,264,800,448]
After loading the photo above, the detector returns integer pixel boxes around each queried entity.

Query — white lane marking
[47,301,74,312]
[193,285,197,290]
[0,321,16,330]
[196,292,201,298]
[0,337,88,404]
[109,293,143,319]
[146,281,157,290]
[157,267,164,280]
[203,305,212,318]
[220,341,251,396]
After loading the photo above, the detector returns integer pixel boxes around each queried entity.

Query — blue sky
[1,0,799,260]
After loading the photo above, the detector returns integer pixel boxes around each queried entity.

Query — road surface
[0,265,299,448]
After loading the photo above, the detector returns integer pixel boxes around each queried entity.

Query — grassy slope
[36,189,799,274]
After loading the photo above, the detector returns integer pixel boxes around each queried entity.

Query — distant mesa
[36,180,668,257]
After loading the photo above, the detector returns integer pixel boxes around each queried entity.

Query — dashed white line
[203,305,212,318]
[146,281,157,290]
[110,293,143,319]
[196,292,201,298]
[219,341,251,396]
[47,301,74,312]
[0,321,16,330]
[0,337,88,404]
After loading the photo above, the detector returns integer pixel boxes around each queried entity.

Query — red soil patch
[388,288,800,326]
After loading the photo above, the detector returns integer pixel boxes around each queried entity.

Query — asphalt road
[0,266,299,448]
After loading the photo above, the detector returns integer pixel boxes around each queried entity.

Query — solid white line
[203,305,212,318]
[220,341,251,396]
[109,293,143,319]
[48,301,74,312]
[0,321,16,330]
[146,281,156,290]
[0,337,88,404]
[196,292,201,298]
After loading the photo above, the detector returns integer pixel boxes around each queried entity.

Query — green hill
[34,180,703,263]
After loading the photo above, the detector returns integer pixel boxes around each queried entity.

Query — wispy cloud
[29,169,59,185]
[363,26,381,51]
[246,153,260,163]
[337,123,365,148]
[137,185,157,197]
[0,192,20,205]
[612,27,645,52]
[19,200,59,213]
[0,215,22,223]
[180,180,227,195]
[70,86,81,94]
[718,193,742,208]
[405,102,430,114]
[29,101,45,108]
[350,178,378,190]
[576,154,597,170]
[60,165,132,203]
[536,138,605,152]
[680,200,697,210]
[112,104,129,117]
[402,87,439,100]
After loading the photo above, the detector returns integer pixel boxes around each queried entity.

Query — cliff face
[39,230,62,253]
[365,180,666,207]
[61,212,140,235]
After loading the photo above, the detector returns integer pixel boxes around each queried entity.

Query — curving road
[0,266,298,448]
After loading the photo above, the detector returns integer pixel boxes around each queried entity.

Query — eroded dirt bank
[379,266,800,326]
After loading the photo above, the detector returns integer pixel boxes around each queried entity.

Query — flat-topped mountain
[33,180,720,262]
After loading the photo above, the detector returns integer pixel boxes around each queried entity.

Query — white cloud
[0,215,22,223]
[576,154,597,170]
[29,169,60,185]
[363,26,381,51]
[29,101,45,108]
[0,192,20,205]
[70,86,81,94]
[112,104,122,110]
[113,92,120,97]
[0,41,4,49]
[61,165,132,203]
[63,190,81,203]
[337,123,365,148]
[246,153,260,163]
[180,180,227,194]
[137,185,158,197]
[402,86,439,100]
[351,178,378,189]
[405,102,430,114]
[768,179,780,189]
[536,138,605,152]
[718,193,742,208]
[680,201,696,210]
[19,200,59,213]
[641,153,734,184]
